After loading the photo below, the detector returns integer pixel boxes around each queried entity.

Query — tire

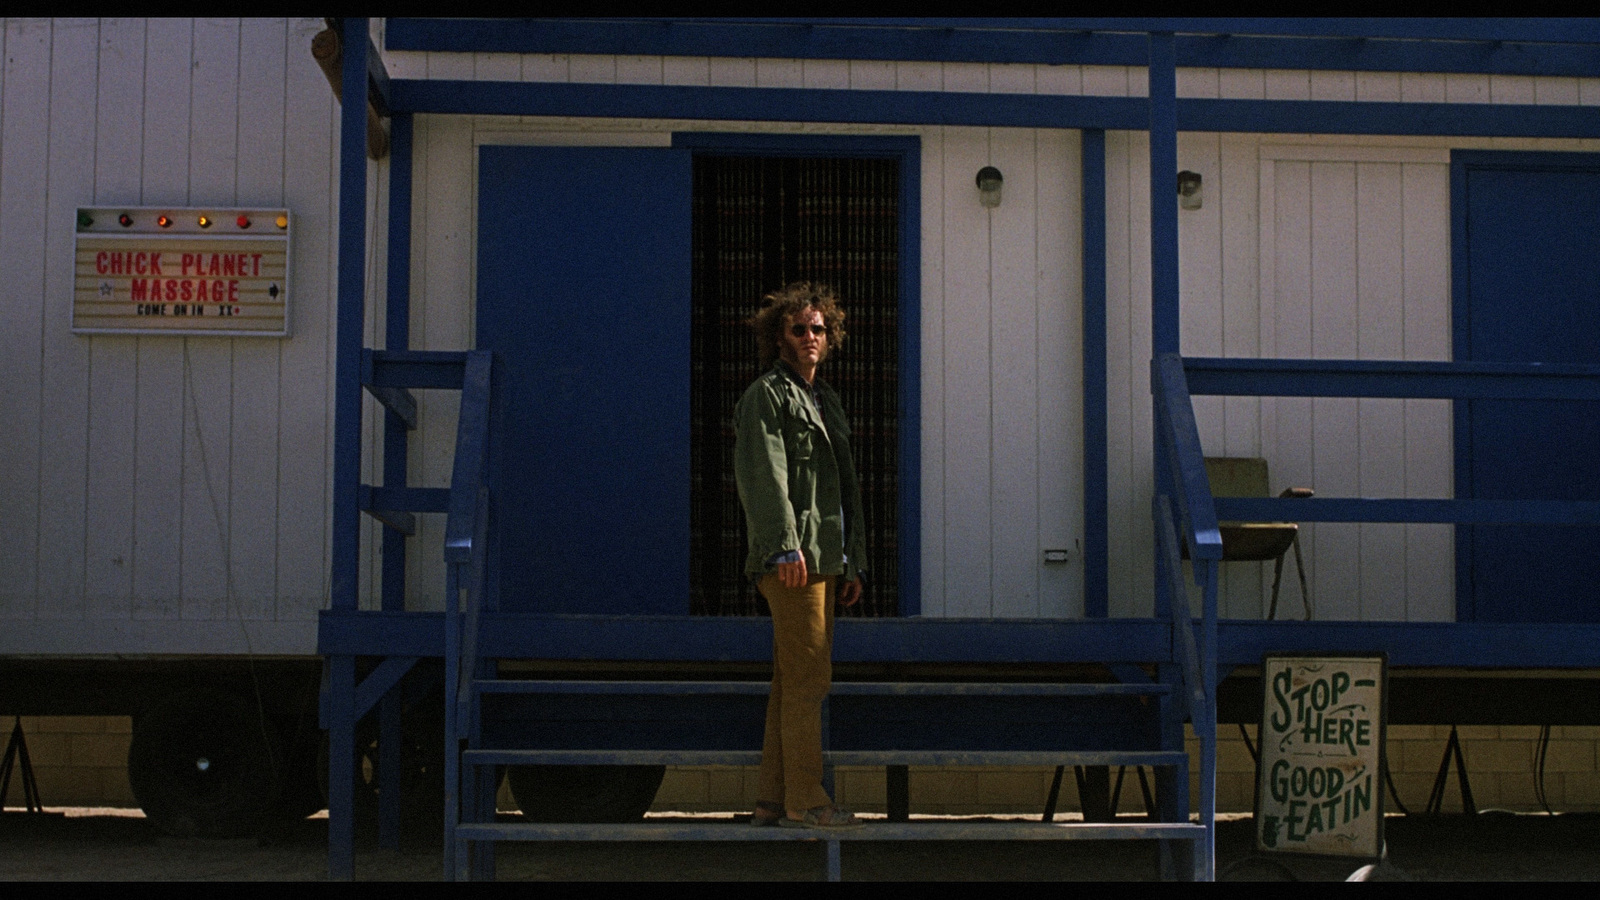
[507,765,665,823]
[128,691,285,838]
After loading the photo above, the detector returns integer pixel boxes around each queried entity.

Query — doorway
[475,138,916,618]
[689,153,903,618]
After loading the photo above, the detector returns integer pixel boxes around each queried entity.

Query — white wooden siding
[379,48,1098,617]
[8,22,1600,657]
[0,18,338,654]
[376,48,1600,621]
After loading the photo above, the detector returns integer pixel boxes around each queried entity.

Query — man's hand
[839,577,862,607]
[777,554,808,588]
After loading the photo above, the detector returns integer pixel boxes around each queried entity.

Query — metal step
[463,748,1189,768]
[473,679,1172,697]
[453,819,1206,842]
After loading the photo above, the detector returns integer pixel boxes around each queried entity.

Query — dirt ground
[4,808,1599,881]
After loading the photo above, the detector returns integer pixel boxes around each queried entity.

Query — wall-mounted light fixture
[976,166,1004,208]
[1177,170,1203,210]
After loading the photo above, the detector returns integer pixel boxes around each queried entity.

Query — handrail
[1152,352,1220,882]
[441,350,493,881]
[1185,355,1600,400]
[1152,354,1222,563]
[1184,354,1600,529]
[1153,498,1208,720]
[445,352,494,566]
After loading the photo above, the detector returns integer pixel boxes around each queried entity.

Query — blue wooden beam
[1152,356,1223,561]
[362,485,451,514]
[1082,129,1108,618]
[331,18,369,614]
[444,352,493,566]
[1149,33,1179,358]
[1184,356,1600,400]
[1217,496,1600,526]
[385,18,1600,77]
[388,79,1600,139]
[391,79,1145,128]
[365,386,417,430]
[1219,621,1600,668]
[379,113,414,611]
[317,609,1600,669]
[1182,98,1600,138]
[363,349,469,388]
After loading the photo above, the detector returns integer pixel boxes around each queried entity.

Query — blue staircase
[426,349,1222,881]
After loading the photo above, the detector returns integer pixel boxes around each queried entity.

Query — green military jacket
[734,362,868,582]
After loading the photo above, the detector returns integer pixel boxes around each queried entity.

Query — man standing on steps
[734,282,868,831]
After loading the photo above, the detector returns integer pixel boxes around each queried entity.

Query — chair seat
[1219,523,1297,561]
[1179,522,1297,561]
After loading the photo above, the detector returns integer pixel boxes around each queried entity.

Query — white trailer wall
[10,22,1600,645]
[0,18,339,654]
[384,44,1600,622]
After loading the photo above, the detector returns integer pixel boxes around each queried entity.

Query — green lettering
[1272,669,1293,731]
[1351,774,1372,818]
[1331,670,1351,705]
[1270,759,1290,803]
[1305,799,1324,835]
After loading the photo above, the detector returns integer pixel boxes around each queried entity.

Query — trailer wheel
[507,765,665,822]
[128,691,285,838]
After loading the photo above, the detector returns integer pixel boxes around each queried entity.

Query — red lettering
[110,253,124,275]
[130,279,148,302]
[181,253,194,276]
[150,253,162,275]
[222,254,235,276]
[164,280,178,301]
[251,254,262,276]
[134,252,146,275]
[228,280,239,303]
[210,280,223,302]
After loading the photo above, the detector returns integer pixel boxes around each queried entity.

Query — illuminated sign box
[73,206,291,336]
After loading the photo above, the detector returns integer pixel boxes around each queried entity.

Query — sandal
[750,800,783,827]
[778,805,863,830]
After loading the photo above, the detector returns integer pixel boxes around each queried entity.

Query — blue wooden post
[376,111,413,853]
[1149,31,1179,359]
[1082,128,1108,617]
[1148,32,1199,880]
[381,112,413,616]
[328,16,371,882]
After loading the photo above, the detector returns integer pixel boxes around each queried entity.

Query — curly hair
[748,282,848,370]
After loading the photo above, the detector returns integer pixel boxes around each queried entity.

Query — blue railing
[1182,355,1600,529]
[1150,353,1221,881]
[441,350,493,879]
[1152,349,1600,880]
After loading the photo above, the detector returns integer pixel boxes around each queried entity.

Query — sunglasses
[789,323,829,337]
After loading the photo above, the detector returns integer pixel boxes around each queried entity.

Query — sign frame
[1254,652,1388,860]
[72,206,292,337]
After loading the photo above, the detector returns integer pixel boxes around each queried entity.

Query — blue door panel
[1459,159,1600,623]
[476,145,692,615]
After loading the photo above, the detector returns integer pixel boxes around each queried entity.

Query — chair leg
[1268,556,1287,620]
[1290,534,1312,620]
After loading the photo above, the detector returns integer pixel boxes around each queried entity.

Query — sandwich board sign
[1256,653,1387,859]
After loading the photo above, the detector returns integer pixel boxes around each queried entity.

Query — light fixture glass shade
[976,165,1004,208]
[1177,170,1203,210]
